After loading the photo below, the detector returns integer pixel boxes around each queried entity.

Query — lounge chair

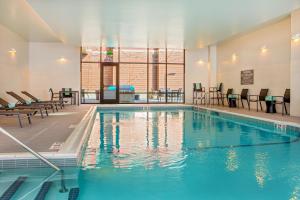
[0,110,33,128]
[0,97,44,118]
[274,89,290,115]
[220,88,233,106]
[5,92,50,117]
[249,89,269,112]
[21,91,62,110]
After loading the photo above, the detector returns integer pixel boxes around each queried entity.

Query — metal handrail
[0,127,60,171]
[0,127,68,193]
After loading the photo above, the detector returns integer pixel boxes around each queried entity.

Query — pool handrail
[0,127,68,193]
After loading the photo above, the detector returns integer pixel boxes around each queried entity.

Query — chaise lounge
[5,92,49,117]
[21,91,63,110]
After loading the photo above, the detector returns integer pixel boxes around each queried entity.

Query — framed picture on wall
[241,69,254,85]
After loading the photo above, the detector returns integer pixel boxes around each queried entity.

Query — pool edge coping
[0,105,97,169]
[194,106,300,128]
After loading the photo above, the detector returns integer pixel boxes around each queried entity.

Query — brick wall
[81,48,184,93]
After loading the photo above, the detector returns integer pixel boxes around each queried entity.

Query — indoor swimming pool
[1,107,300,199]
[79,107,300,199]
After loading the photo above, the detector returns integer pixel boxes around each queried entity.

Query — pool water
[79,107,300,200]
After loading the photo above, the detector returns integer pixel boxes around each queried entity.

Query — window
[167,65,184,103]
[81,47,185,104]
[81,47,100,62]
[149,49,166,63]
[148,64,166,103]
[119,64,147,103]
[81,63,100,103]
[120,48,147,63]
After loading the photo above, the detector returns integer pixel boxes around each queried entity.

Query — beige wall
[28,42,80,100]
[185,46,218,104]
[291,9,300,116]
[0,24,29,103]
[217,17,291,111]
[185,48,208,103]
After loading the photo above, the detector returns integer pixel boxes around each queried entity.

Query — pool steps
[0,176,27,200]
[34,181,52,200]
[68,188,80,200]
[0,176,80,200]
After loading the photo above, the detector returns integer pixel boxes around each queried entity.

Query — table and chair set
[193,83,290,115]
[49,88,80,106]
[152,88,184,103]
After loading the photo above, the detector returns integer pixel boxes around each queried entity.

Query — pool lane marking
[187,138,300,151]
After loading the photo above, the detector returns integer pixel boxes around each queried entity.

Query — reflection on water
[226,149,239,172]
[83,110,185,169]
[80,109,300,199]
[255,152,269,188]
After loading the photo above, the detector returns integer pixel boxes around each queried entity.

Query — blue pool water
[79,107,300,200]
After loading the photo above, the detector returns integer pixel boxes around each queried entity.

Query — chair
[62,88,73,104]
[21,91,62,110]
[220,88,233,106]
[193,83,205,105]
[0,97,38,125]
[232,89,249,109]
[248,89,269,112]
[274,89,290,115]
[49,88,60,101]
[6,92,49,117]
[158,88,166,102]
[0,110,33,128]
[209,83,223,105]
[176,88,183,102]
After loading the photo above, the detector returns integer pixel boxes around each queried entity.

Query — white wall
[217,17,291,111]
[209,45,217,88]
[0,24,29,102]
[185,48,208,104]
[185,46,218,104]
[29,43,80,100]
[291,9,300,116]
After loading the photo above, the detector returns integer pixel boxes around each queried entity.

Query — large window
[80,47,185,104]
[81,63,100,103]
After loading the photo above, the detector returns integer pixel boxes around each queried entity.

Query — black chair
[81,89,85,103]
[232,89,249,109]
[62,88,73,104]
[209,83,223,105]
[176,88,183,102]
[274,89,290,115]
[249,89,269,112]
[193,83,205,104]
[49,88,60,101]
[220,88,233,106]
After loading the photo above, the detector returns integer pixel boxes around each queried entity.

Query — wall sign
[241,69,254,85]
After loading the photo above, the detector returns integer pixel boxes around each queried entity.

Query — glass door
[100,63,119,104]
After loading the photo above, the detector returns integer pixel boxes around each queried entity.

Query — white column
[291,9,300,117]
